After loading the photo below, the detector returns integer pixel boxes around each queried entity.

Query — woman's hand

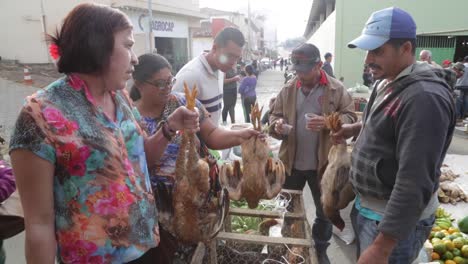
[238,128,261,143]
[167,106,200,133]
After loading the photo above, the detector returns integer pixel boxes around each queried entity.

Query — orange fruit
[445,241,456,251]
[454,238,465,249]
[445,260,456,264]
[462,245,468,258]
[443,251,454,261]
[435,243,448,255]
[432,252,441,260]
[453,256,465,264]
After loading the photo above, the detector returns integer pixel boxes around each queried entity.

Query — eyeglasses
[145,77,176,90]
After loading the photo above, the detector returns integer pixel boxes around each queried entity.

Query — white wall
[0,0,49,63]
[307,11,336,69]
[0,0,111,63]
[192,37,212,58]
[0,0,201,64]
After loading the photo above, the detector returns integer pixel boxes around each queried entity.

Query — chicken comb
[183,82,198,111]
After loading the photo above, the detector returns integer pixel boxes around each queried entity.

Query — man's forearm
[224,77,238,84]
[351,122,363,137]
[205,129,242,149]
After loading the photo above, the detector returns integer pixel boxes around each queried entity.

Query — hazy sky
[198,0,313,42]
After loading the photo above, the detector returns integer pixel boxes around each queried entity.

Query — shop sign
[131,12,188,38]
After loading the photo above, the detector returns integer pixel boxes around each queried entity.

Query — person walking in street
[419,49,441,68]
[322,52,335,77]
[363,65,374,87]
[8,4,199,263]
[280,57,284,71]
[269,43,357,264]
[173,27,245,126]
[239,65,258,123]
[455,56,468,120]
[335,7,456,264]
[222,65,241,124]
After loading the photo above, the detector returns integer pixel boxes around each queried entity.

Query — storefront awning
[418,28,468,37]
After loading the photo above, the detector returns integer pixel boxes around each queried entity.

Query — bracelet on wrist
[160,121,176,141]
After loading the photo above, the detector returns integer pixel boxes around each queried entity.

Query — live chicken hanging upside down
[172,83,229,243]
[320,112,355,231]
[220,102,286,209]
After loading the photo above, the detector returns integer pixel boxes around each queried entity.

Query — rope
[261,243,306,264]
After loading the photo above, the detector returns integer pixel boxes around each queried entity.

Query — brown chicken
[219,102,286,209]
[320,113,355,231]
[172,83,229,243]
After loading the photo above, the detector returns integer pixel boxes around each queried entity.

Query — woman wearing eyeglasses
[129,53,259,261]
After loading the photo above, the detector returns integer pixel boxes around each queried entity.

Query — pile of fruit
[429,208,468,264]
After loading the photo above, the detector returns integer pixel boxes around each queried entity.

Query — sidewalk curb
[454,127,468,139]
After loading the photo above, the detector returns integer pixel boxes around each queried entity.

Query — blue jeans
[283,169,332,251]
[351,206,434,264]
[456,90,468,118]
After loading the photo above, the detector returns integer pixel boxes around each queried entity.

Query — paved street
[1,69,467,263]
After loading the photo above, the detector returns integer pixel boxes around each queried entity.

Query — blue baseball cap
[348,7,416,50]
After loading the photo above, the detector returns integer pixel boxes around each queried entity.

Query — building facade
[197,7,265,61]
[303,0,468,87]
[0,0,205,71]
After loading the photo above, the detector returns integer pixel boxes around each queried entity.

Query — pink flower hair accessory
[49,43,60,60]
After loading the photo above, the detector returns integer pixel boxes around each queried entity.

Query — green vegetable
[230,200,268,233]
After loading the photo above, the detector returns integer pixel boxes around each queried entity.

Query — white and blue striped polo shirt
[173,53,224,125]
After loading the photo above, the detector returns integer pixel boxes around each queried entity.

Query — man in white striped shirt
[173,27,245,125]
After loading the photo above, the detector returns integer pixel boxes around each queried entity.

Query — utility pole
[40,0,50,62]
[147,0,153,53]
[247,0,251,60]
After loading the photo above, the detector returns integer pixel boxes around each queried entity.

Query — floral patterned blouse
[9,75,159,264]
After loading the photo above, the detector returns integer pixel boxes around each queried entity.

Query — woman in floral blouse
[9,3,198,264]
[130,53,260,261]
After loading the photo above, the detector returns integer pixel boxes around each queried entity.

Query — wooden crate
[191,189,317,264]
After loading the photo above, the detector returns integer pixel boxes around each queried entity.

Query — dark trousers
[456,90,468,118]
[283,169,332,251]
[0,240,4,264]
[222,92,237,123]
[242,96,257,123]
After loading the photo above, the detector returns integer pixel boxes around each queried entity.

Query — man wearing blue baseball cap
[333,7,456,264]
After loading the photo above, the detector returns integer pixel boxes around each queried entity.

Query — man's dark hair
[464,56,468,62]
[214,27,245,48]
[48,3,132,74]
[130,53,172,101]
[387,38,417,55]
[324,52,332,59]
[245,65,254,75]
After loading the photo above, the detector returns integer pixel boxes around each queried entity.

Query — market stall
[421,154,468,264]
